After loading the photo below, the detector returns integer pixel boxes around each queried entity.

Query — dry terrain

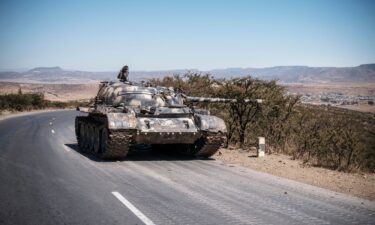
[214,148,375,201]
[284,83,375,96]
[1,81,374,105]
[0,82,99,101]
[284,83,375,113]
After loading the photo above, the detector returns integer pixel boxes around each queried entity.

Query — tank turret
[75,66,261,159]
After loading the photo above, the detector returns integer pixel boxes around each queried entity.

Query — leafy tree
[215,77,262,147]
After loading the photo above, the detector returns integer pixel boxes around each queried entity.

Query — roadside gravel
[214,148,375,201]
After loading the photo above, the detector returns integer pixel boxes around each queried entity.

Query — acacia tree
[215,77,262,147]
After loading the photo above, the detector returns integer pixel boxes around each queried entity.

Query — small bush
[0,93,87,112]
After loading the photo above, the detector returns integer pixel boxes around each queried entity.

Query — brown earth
[0,82,99,102]
[284,83,375,113]
[284,82,375,96]
[213,148,375,201]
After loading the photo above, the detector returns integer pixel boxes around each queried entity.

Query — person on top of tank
[117,65,129,82]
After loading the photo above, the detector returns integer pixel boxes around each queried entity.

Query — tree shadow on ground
[64,143,214,162]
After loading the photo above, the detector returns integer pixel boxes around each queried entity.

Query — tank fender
[194,114,227,133]
[106,113,137,129]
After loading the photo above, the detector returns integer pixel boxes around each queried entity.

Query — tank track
[75,116,130,160]
[194,132,225,158]
[100,130,131,160]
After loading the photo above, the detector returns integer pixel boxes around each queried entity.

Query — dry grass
[338,105,375,113]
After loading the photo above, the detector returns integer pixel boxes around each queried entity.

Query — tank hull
[75,112,226,159]
[74,72,232,159]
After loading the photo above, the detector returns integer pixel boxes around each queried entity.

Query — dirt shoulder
[213,148,375,201]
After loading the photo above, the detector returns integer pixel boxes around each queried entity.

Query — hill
[210,64,375,83]
[0,64,374,84]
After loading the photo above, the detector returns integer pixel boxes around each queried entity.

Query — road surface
[0,110,374,225]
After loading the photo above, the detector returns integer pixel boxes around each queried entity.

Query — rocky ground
[213,148,375,201]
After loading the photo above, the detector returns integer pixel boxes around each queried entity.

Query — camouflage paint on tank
[137,117,197,133]
[90,81,257,136]
[194,114,227,133]
[79,68,262,147]
[76,65,263,159]
[107,113,137,130]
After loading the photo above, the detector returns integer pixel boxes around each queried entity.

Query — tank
[75,66,261,159]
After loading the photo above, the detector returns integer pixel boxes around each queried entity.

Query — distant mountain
[0,67,194,83]
[210,64,375,83]
[0,67,114,83]
[0,64,374,84]
[28,66,63,73]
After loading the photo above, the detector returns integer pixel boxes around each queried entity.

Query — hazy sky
[0,0,374,71]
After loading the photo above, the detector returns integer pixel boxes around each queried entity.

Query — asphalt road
[0,110,374,225]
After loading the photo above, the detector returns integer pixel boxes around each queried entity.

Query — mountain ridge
[0,64,374,84]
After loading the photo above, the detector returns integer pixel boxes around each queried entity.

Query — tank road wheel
[87,125,94,152]
[82,124,89,150]
[92,126,100,153]
[79,123,86,150]
[100,128,109,154]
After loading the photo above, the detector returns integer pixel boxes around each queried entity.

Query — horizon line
[1,63,374,73]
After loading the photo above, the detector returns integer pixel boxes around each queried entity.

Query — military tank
[75,66,261,159]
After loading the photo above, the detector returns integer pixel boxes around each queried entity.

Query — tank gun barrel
[186,96,262,103]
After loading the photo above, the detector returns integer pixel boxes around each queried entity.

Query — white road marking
[49,122,53,126]
[51,129,55,134]
[112,191,155,225]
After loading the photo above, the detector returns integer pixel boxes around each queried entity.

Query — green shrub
[0,93,87,112]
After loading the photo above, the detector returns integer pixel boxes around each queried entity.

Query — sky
[0,0,374,71]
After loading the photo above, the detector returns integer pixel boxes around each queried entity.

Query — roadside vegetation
[150,73,375,173]
[0,88,85,112]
